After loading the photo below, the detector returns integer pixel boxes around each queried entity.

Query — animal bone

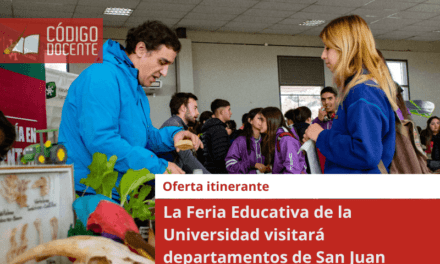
[34,219,43,245]
[9,236,155,264]
[50,217,58,240]
[32,177,49,196]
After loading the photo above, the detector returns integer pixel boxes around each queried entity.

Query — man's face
[321,92,336,113]
[135,43,177,87]
[183,98,199,125]
[222,106,232,122]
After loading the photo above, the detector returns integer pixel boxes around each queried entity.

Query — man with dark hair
[160,93,210,174]
[312,86,338,130]
[306,87,338,173]
[0,111,16,161]
[201,99,232,174]
[59,21,202,199]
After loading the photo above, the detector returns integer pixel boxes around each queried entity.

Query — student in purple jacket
[261,107,307,174]
[225,108,269,174]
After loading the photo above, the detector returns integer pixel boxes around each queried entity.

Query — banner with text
[155,175,440,264]
[0,18,103,63]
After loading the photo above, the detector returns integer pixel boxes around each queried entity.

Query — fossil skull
[9,236,154,264]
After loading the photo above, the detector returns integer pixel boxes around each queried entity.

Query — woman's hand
[255,163,267,173]
[305,124,324,142]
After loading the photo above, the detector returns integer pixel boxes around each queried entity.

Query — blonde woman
[305,15,397,174]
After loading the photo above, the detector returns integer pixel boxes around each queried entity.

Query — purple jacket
[225,136,265,174]
[272,127,307,174]
[312,117,333,130]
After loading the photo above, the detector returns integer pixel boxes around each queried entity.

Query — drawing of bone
[34,218,43,245]
[32,177,49,196]
[50,217,58,240]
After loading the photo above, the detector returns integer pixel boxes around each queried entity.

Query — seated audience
[225,108,269,174]
[261,107,307,174]
[160,93,210,174]
[201,99,232,174]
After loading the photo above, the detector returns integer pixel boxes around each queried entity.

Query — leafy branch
[79,153,155,221]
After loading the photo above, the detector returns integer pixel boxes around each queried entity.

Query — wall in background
[66,27,440,129]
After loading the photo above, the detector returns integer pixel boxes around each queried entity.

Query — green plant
[117,168,155,221]
[80,153,118,198]
[80,153,155,221]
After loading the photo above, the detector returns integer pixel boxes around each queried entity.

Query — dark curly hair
[125,21,181,54]
[169,93,198,116]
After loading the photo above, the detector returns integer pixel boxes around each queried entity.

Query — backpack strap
[276,127,294,152]
[378,160,388,174]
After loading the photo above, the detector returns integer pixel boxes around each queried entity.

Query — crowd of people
[1,15,439,198]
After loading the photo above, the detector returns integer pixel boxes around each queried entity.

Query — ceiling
[1,0,440,42]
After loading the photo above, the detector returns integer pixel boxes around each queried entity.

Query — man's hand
[164,162,185,174]
[174,130,203,152]
[305,123,324,142]
[318,107,327,122]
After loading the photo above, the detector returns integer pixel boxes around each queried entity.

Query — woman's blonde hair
[319,15,398,110]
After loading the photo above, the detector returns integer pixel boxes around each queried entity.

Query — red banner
[0,65,46,164]
[0,18,102,63]
[156,199,439,264]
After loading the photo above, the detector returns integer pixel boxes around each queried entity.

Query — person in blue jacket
[225,108,269,174]
[304,15,397,174]
[59,21,202,199]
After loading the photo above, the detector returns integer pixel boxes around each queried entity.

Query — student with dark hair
[201,99,232,174]
[312,86,338,130]
[195,110,213,165]
[261,107,306,174]
[240,113,249,130]
[168,92,198,120]
[195,111,213,135]
[284,109,296,129]
[225,108,269,174]
[421,116,440,171]
[421,116,440,158]
[225,120,237,136]
[160,93,210,174]
[59,21,202,199]
[0,111,16,161]
[226,120,240,143]
[293,106,312,143]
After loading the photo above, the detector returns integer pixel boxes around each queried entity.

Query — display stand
[0,165,75,264]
